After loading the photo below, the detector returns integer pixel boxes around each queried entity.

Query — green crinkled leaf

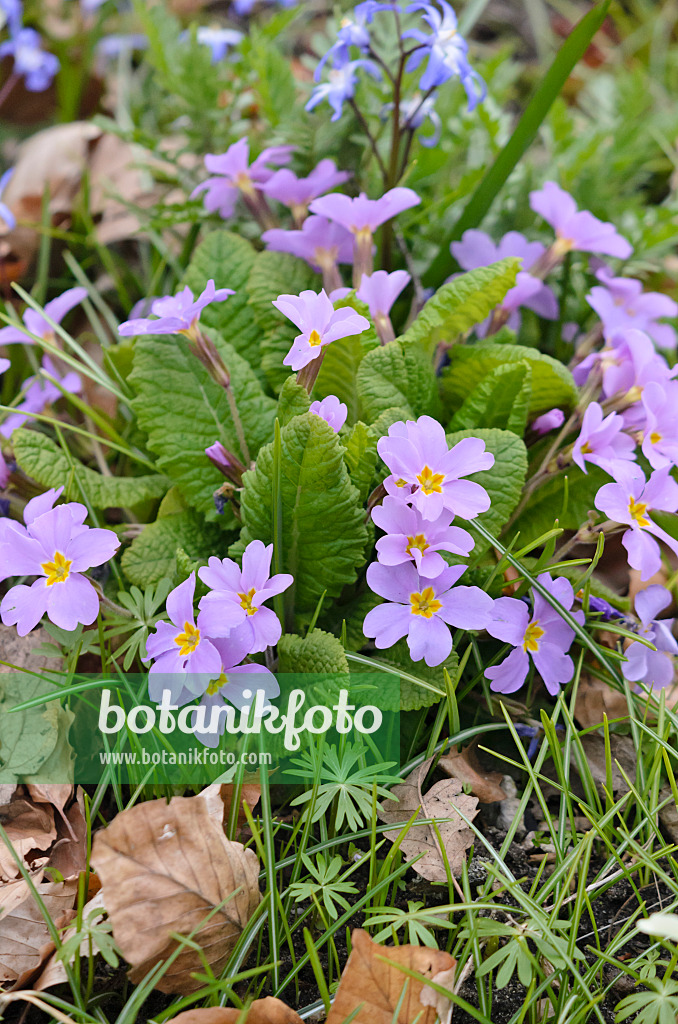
[182,230,260,370]
[357,339,442,424]
[278,628,349,675]
[239,412,368,617]
[449,363,532,436]
[315,333,372,425]
[507,465,607,549]
[446,428,528,542]
[12,429,169,511]
[342,421,378,503]
[277,375,311,425]
[130,330,276,519]
[399,259,520,356]
[121,505,227,586]
[248,251,317,392]
[441,342,578,418]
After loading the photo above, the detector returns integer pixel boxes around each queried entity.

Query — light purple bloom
[117,280,233,339]
[571,402,636,474]
[356,269,410,333]
[198,540,293,652]
[262,216,355,273]
[195,27,243,62]
[378,415,494,522]
[531,409,565,435]
[306,59,381,122]
[0,488,119,636]
[587,268,677,350]
[451,229,558,332]
[0,286,87,346]
[272,288,369,371]
[190,640,279,748]
[315,1,393,77]
[0,168,15,230]
[309,395,348,432]
[485,574,584,696]
[595,463,678,581]
[623,585,677,691]
[639,381,678,470]
[0,28,59,91]
[1,0,22,36]
[363,561,492,667]
[403,1,485,109]
[0,357,8,375]
[371,496,474,578]
[261,160,350,219]
[95,34,149,65]
[0,356,81,438]
[146,574,223,702]
[309,187,420,237]
[529,181,632,259]
[574,328,675,400]
[192,138,294,219]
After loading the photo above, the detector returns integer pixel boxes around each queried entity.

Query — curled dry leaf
[168,996,303,1024]
[327,929,455,1024]
[420,965,457,1024]
[574,674,628,729]
[0,878,77,984]
[199,779,261,833]
[378,757,478,881]
[90,792,261,993]
[439,744,506,803]
[0,797,56,881]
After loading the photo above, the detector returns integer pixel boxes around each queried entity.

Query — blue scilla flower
[314,1,395,81]
[306,59,381,122]
[0,27,59,91]
[403,1,485,110]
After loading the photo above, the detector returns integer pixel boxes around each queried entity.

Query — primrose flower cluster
[144,541,291,747]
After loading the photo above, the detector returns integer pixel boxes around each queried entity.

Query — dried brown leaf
[0,797,56,880]
[0,877,77,983]
[327,930,455,1024]
[90,793,261,993]
[378,758,478,881]
[199,781,261,832]
[439,745,506,804]
[168,997,303,1024]
[574,675,628,729]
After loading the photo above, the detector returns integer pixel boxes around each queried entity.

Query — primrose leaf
[449,362,532,435]
[357,339,441,423]
[446,427,528,543]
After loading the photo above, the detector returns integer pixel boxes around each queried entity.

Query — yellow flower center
[405,533,429,556]
[206,672,228,697]
[628,496,650,527]
[40,550,72,587]
[410,587,442,619]
[394,477,408,488]
[308,329,322,347]
[174,621,200,657]
[238,587,258,616]
[354,225,372,243]
[580,441,593,454]
[522,621,545,653]
[235,171,255,196]
[417,465,445,495]
[650,431,662,445]
[554,235,575,255]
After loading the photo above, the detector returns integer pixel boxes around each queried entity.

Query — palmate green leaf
[130,330,276,520]
[398,259,520,357]
[441,342,578,419]
[507,464,608,548]
[121,507,228,587]
[248,251,317,392]
[447,428,528,542]
[357,339,442,423]
[182,230,260,370]
[12,429,169,511]
[448,362,532,435]
[239,412,368,617]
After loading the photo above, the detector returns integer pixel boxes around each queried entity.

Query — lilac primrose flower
[0,28,59,91]
[623,585,678,691]
[310,187,421,238]
[363,561,492,666]
[571,402,636,474]
[261,160,350,221]
[485,574,584,696]
[451,230,558,332]
[191,641,279,748]
[263,216,354,272]
[587,268,677,350]
[192,138,294,219]
[378,415,494,522]
[0,168,15,230]
[0,449,9,489]
[531,408,565,435]
[0,286,87,346]
[146,573,223,702]
[574,328,675,400]
[0,356,81,439]
[595,463,678,581]
[404,1,485,110]
[118,281,233,339]
[357,269,410,344]
[529,182,632,259]
[273,288,369,372]
[371,495,474,578]
[198,540,293,653]
[0,488,119,636]
[309,395,348,432]
[640,381,678,470]
[306,59,381,122]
